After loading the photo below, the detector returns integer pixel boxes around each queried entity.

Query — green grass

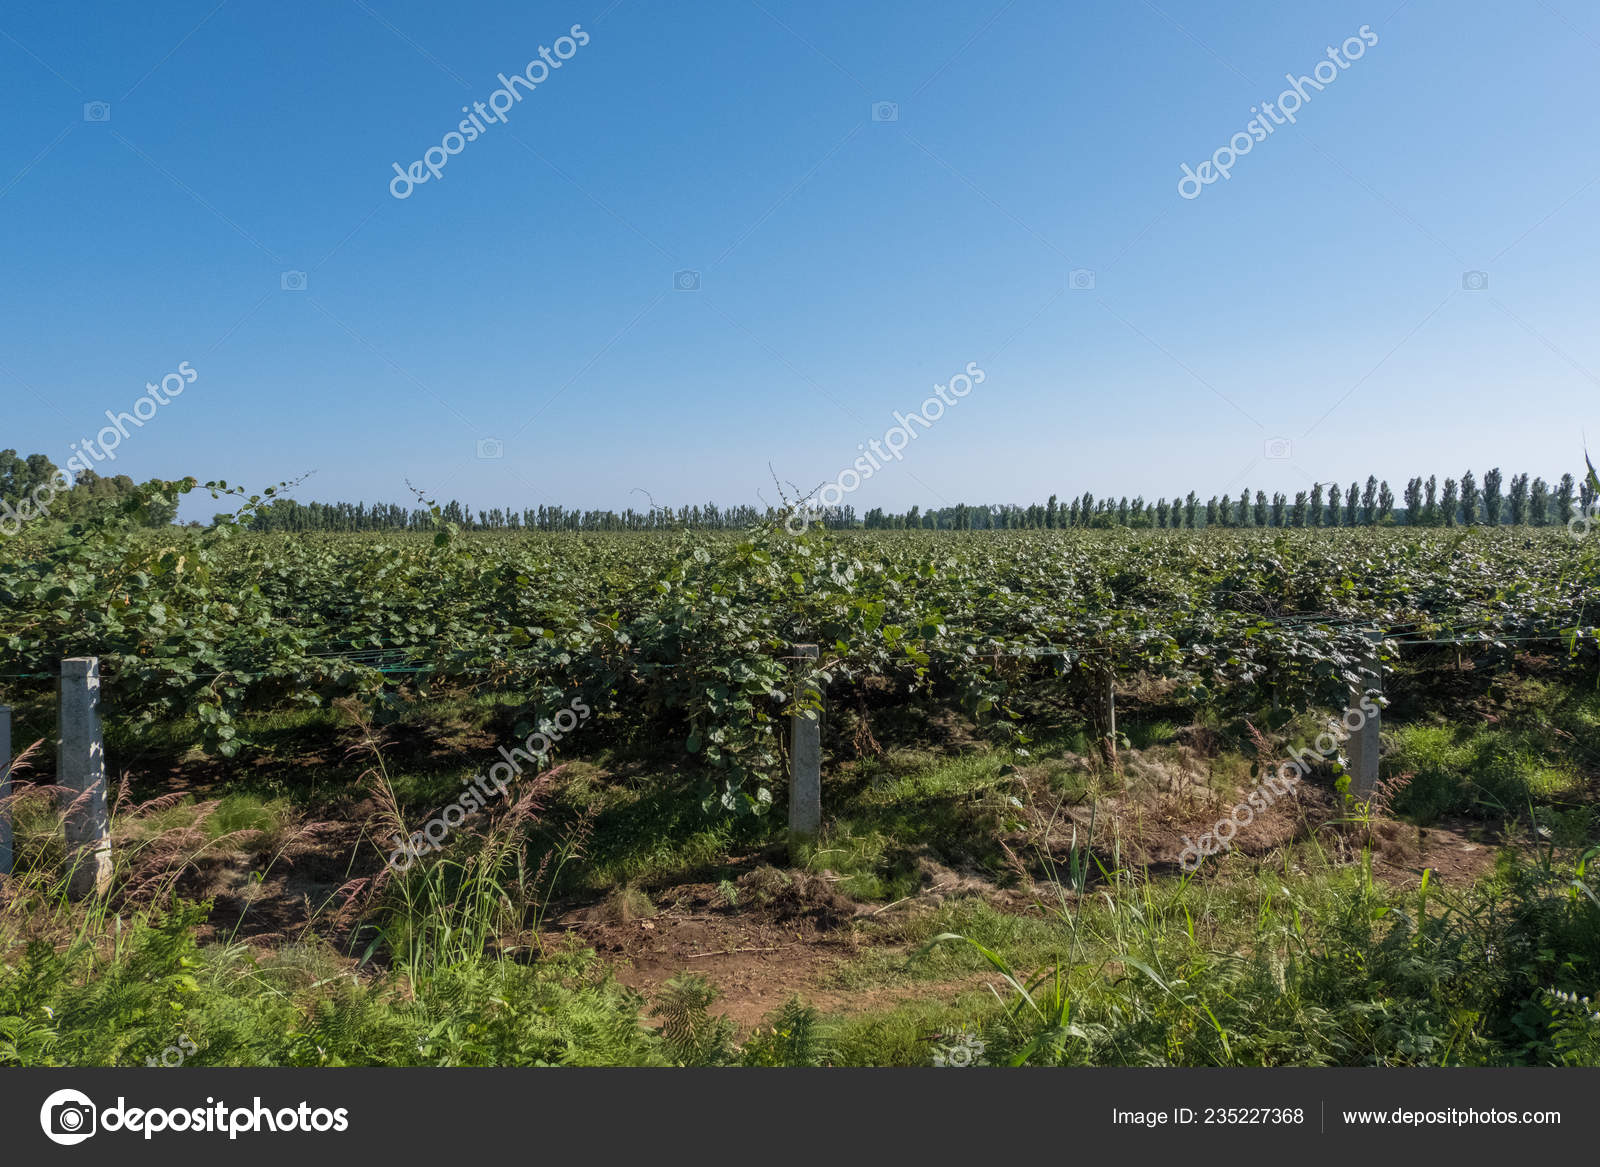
[797,751,1028,901]
[0,904,667,1067]
[1387,722,1583,823]
[837,898,1076,988]
[823,993,1001,1066]
[526,758,764,892]
[1125,718,1178,749]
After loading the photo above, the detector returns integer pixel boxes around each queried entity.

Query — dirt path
[542,878,999,1031]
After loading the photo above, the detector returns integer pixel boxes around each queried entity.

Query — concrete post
[1,706,12,877]
[1098,664,1117,768]
[1347,631,1382,797]
[59,658,112,898]
[789,644,821,861]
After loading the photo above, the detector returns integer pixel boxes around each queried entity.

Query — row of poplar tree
[237,469,1593,533]
[861,470,1595,530]
[234,470,1596,533]
[240,497,775,532]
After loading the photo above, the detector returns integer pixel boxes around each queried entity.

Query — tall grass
[927,825,1600,1066]
[0,713,661,1067]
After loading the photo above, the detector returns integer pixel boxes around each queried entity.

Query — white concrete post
[789,644,821,860]
[1348,631,1382,797]
[1,705,12,877]
[59,658,112,898]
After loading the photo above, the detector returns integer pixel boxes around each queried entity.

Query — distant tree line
[864,470,1592,530]
[0,449,178,526]
[233,469,1593,534]
[8,446,1589,536]
[240,497,785,533]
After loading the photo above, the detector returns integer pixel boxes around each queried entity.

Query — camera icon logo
[872,101,899,122]
[1264,437,1292,461]
[83,101,111,122]
[40,1089,97,1145]
[674,269,700,291]
[1069,268,1096,291]
[1462,270,1489,291]
[930,1029,986,1067]
[476,437,505,460]
[281,270,308,292]
[1567,501,1599,540]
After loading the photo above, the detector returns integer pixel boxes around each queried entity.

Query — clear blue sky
[2,0,1597,519]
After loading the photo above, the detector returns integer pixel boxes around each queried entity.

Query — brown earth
[541,876,1005,1031]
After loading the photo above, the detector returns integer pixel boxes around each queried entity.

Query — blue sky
[2,0,1597,519]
